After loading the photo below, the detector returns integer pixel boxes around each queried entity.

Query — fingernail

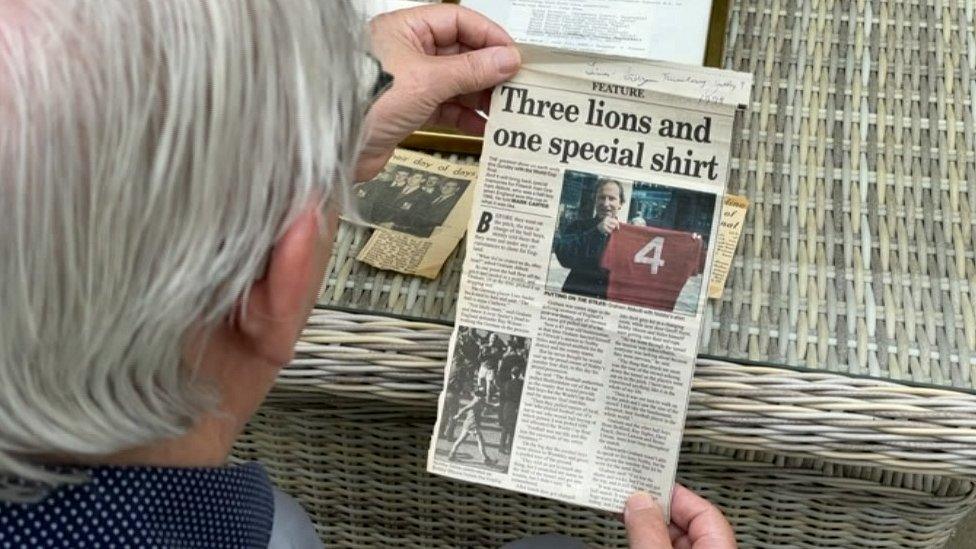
[625,492,658,522]
[493,46,520,75]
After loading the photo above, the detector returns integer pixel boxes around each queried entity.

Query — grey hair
[0,0,369,500]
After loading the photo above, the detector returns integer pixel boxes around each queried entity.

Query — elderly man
[0,2,734,548]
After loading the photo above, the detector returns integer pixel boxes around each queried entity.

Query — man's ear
[237,205,327,366]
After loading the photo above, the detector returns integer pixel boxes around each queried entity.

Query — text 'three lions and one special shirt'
[599,224,704,311]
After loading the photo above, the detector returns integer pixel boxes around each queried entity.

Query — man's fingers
[624,492,673,549]
[449,90,484,111]
[446,90,493,117]
[670,484,721,530]
[670,485,737,548]
[436,43,474,57]
[408,4,514,50]
[429,46,520,102]
[668,524,683,543]
[436,43,463,56]
[430,103,487,136]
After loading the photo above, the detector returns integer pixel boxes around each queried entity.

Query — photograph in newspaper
[354,163,470,238]
[431,326,529,474]
[548,171,715,315]
[349,149,478,279]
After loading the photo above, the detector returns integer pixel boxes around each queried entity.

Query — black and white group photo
[352,163,470,238]
[432,326,530,474]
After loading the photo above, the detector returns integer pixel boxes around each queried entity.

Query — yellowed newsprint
[708,194,749,298]
[350,149,477,278]
[426,46,752,515]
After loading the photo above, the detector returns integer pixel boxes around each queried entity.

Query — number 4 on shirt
[600,224,704,311]
[633,236,666,274]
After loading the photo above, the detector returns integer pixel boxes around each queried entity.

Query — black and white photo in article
[352,162,469,238]
[433,327,530,474]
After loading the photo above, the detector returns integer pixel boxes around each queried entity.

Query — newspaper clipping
[708,194,749,298]
[352,149,478,278]
[427,46,752,514]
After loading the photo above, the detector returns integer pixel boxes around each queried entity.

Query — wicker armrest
[277,307,976,479]
[687,359,976,478]
[248,310,976,548]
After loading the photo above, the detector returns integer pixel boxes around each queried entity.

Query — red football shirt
[600,224,704,311]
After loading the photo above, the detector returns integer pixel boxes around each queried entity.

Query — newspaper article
[461,0,715,65]
[427,46,752,514]
[351,149,478,278]
[708,194,749,298]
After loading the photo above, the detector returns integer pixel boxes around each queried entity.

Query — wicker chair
[235,0,976,545]
[233,310,976,547]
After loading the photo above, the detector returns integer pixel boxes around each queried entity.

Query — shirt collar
[1,462,274,548]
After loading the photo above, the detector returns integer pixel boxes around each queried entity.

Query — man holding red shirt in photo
[554,178,628,299]
[554,178,703,312]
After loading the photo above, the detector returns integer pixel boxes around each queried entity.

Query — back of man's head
[0,0,367,499]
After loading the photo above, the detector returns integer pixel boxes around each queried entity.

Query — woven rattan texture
[235,397,976,548]
[710,0,976,391]
[322,0,976,392]
[288,309,976,478]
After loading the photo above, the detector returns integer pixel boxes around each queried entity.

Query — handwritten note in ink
[520,46,754,108]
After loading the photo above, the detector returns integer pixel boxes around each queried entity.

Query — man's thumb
[435,46,520,100]
[624,492,673,549]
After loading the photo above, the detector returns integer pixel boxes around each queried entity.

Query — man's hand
[597,216,620,235]
[358,5,520,180]
[624,485,736,549]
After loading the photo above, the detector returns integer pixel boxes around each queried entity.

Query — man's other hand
[359,5,520,180]
[624,485,736,549]
[598,216,620,235]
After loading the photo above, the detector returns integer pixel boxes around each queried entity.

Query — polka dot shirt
[0,462,274,548]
